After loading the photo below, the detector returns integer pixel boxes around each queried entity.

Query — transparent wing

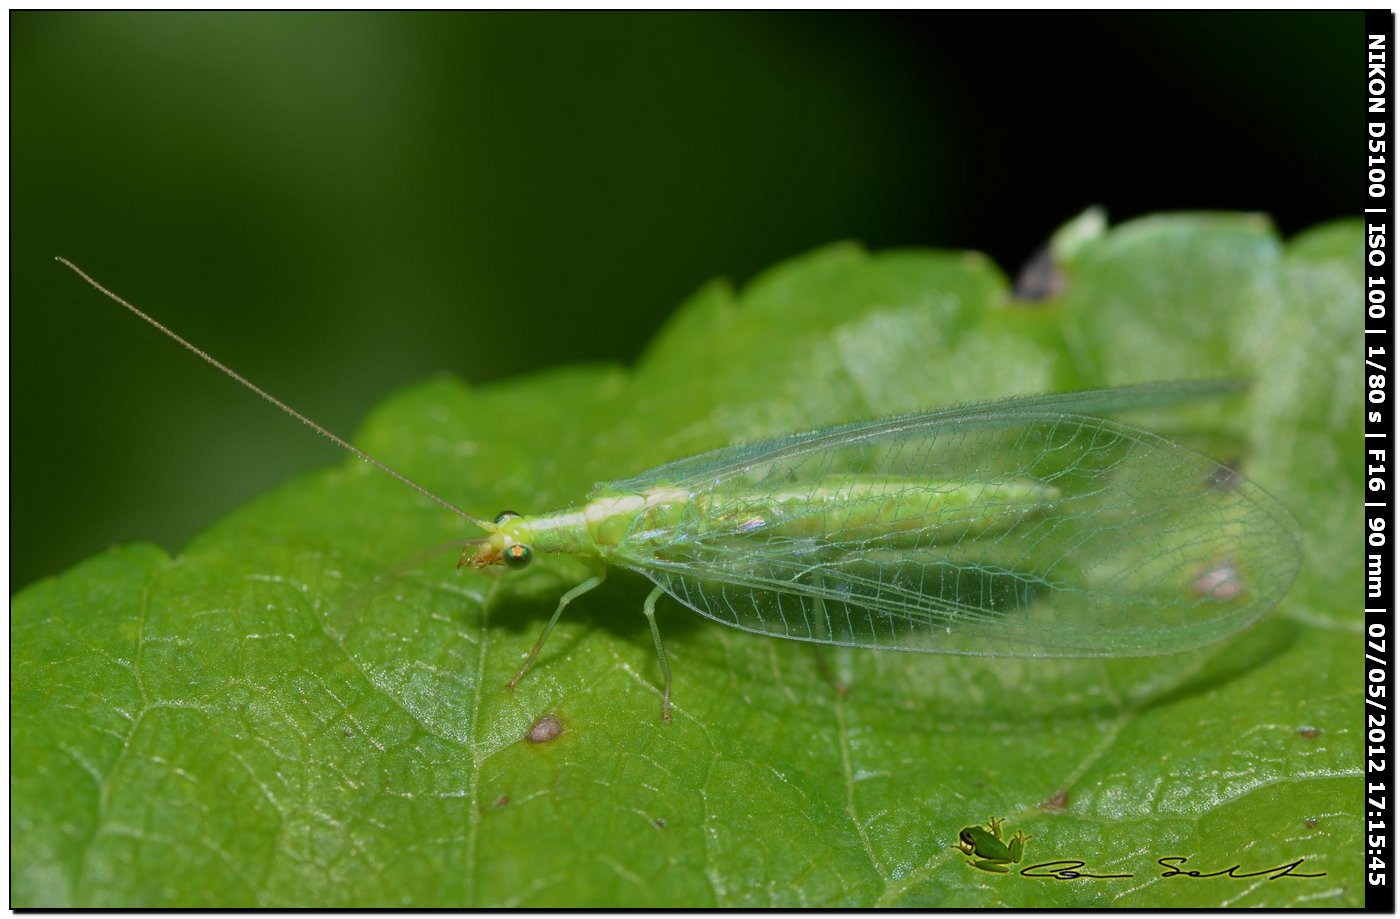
[607,402,1299,658]
[601,379,1247,494]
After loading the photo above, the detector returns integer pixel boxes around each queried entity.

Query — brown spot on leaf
[527,714,564,744]
[1298,725,1320,739]
[1012,245,1067,303]
[1039,789,1070,811]
[1194,559,1244,600]
[1207,463,1243,493]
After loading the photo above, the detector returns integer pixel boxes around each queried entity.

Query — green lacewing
[59,258,1302,722]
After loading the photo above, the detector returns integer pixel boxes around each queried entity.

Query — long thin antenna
[56,256,494,532]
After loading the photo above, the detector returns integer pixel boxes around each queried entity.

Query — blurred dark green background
[12,11,1356,589]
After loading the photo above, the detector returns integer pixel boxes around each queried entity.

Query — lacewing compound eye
[502,544,532,570]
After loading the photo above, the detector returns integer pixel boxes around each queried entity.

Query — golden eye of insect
[502,543,532,570]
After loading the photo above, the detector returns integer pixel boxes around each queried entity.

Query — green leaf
[13,214,1361,907]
